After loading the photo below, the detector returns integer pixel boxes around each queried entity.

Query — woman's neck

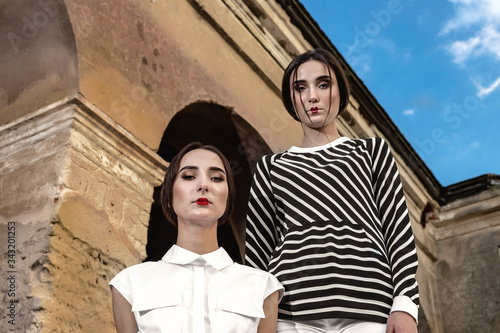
[176,222,219,255]
[300,121,341,148]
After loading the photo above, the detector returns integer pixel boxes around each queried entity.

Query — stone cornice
[72,94,168,185]
[0,94,168,186]
[429,187,500,240]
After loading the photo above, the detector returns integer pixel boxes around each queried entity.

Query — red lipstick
[196,198,209,206]
[310,107,319,114]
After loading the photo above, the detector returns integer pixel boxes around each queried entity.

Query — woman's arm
[245,155,279,270]
[257,290,279,333]
[111,286,139,333]
[370,138,419,321]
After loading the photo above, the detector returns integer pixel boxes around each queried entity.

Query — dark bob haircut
[281,48,350,121]
[160,142,235,227]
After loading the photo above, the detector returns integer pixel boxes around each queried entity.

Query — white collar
[288,136,349,153]
[161,245,233,271]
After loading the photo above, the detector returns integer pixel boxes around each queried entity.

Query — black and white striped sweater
[245,136,419,323]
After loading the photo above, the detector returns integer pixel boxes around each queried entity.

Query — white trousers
[277,318,386,333]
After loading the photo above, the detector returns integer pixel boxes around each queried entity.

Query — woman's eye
[211,176,224,182]
[319,82,330,89]
[181,175,195,180]
[294,85,306,92]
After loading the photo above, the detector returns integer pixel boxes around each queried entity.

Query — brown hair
[160,142,235,227]
[282,48,350,121]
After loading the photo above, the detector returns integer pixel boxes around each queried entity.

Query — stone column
[0,95,167,332]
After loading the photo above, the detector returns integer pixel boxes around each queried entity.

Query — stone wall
[426,187,500,332]
[0,97,166,332]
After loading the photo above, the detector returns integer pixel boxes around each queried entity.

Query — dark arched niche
[145,102,272,263]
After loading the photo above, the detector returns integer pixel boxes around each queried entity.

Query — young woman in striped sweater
[245,49,419,333]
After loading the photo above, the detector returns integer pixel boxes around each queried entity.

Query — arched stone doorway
[145,102,272,263]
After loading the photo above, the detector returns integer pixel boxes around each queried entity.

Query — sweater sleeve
[245,155,279,271]
[370,137,419,322]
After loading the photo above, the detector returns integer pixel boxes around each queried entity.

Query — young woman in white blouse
[110,142,283,333]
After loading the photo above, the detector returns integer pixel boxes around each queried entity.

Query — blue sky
[300,0,500,186]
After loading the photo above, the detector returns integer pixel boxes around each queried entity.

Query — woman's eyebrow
[179,165,198,172]
[209,167,226,174]
[291,79,306,86]
[291,75,332,86]
[316,75,332,81]
[179,165,225,174]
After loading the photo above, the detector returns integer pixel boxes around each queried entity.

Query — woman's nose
[198,181,208,192]
[308,88,318,103]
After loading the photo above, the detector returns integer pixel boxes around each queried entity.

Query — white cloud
[441,0,500,64]
[473,76,500,98]
[440,0,500,35]
[403,109,415,116]
[447,25,500,64]
[446,36,481,64]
